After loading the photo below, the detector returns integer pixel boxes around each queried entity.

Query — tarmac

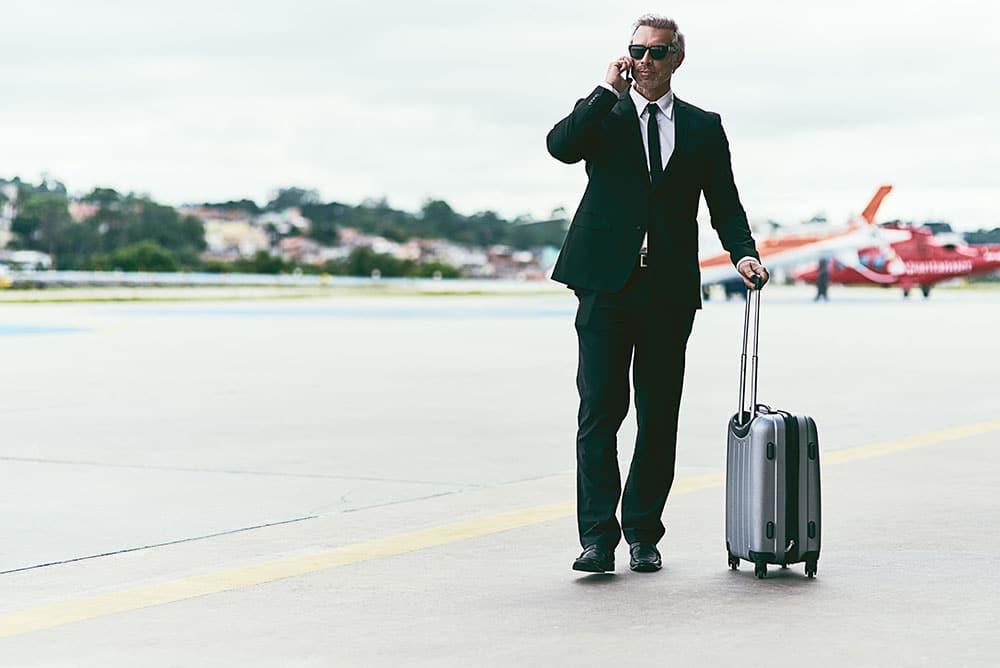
[1,284,998,666]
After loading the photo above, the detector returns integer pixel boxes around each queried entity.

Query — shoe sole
[629,562,662,573]
[573,560,614,573]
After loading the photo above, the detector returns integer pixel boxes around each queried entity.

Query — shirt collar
[630,87,674,121]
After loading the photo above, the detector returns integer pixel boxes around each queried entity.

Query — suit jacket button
[635,225,641,230]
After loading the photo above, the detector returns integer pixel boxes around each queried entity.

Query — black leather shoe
[573,545,614,573]
[629,542,662,572]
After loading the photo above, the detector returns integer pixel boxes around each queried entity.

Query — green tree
[78,196,205,269]
[967,228,1000,244]
[266,187,319,212]
[334,199,414,242]
[55,222,103,270]
[466,210,508,246]
[506,219,568,249]
[91,241,180,272]
[82,187,123,207]
[421,200,463,240]
[125,200,205,252]
[11,193,72,258]
[199,199,261,215]
[343,246,413,277]
[301,202,347,245]
[407,260,461,279]
[231,251,294,274]
[16,177,67,200]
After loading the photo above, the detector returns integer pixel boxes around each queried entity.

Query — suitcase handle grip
[737,284,762,427]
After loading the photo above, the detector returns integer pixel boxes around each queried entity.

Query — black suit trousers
[574,265,696,549]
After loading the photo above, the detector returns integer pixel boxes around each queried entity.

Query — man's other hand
[737,259,769,289]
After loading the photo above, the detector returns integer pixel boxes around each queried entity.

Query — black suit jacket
[547,86,759,307]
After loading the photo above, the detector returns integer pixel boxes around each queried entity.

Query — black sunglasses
[628,44,679,60]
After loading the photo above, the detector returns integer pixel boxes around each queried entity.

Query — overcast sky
[2,1,997,229]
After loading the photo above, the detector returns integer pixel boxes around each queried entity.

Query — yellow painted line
[822,419,1000,465]
[0,500,573,640]
[2,419,1000,639]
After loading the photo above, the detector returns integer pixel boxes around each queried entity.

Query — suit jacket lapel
[609,92,649,184]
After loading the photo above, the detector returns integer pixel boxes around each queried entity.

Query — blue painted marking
[116,306,576,320]
[0,325,86,336]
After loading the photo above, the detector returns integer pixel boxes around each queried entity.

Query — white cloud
[1,0,997,229]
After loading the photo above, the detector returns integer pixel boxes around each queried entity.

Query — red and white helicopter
[793,223,1000,297]
[699,185,910,292]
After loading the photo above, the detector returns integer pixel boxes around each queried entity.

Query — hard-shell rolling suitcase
[725,281,822,579]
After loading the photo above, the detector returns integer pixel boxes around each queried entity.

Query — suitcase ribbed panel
[801,416,822,557]
[726,414,782,561]
[726,423,749,556]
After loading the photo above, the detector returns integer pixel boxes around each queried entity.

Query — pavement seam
[2,418,999,640]
[0,516,319,577]
[0,456,477,487]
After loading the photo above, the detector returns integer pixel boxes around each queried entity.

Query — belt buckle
[639,251,648,268]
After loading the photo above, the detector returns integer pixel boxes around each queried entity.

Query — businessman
[547,14,769,573]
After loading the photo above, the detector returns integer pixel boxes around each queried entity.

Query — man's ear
[673,52,685,71]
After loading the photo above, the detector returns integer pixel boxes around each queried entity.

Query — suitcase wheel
[754,563,767,579]
[805,560,818,579]
[727,551,739,570]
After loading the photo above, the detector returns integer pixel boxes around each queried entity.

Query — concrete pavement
[2,426,998,666]
[1,286,998,665]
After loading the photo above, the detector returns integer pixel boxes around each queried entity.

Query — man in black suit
[547,14,769,573]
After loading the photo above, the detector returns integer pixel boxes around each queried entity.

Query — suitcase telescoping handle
[737,276,763,427]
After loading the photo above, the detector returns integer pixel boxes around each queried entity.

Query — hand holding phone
[605,56,634,93]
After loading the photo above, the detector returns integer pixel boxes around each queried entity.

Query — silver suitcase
[725,282,822,579]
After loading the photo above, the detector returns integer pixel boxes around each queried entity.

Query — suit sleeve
[546,86,619,164]
[703,113,759,266]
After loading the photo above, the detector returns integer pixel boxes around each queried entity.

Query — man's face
[630,26,678,91]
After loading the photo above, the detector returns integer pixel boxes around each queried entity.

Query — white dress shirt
[630,86,675,182]
[597,82,757,273]
[630,86,673,252]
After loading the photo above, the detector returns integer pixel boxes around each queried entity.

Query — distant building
[0,183,18,248]
[180,206,251,222]
[0,250,53,270]
[470,245,543,279]
[68,201,99,223]
[424,239,488,270]
[337,228,403,257]
[277,236,325,265]
[201,217,271,258]
[257,208,311,236]
[181,206,273,259]
[397,239,424,262]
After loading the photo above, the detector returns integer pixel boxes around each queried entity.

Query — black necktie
[646,102,662,182]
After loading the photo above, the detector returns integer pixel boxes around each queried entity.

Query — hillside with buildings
[0,179,566,279]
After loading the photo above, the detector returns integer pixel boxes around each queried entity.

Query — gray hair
[632,14,685,52]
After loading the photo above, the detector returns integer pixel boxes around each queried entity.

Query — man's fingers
[739,263,768,289]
